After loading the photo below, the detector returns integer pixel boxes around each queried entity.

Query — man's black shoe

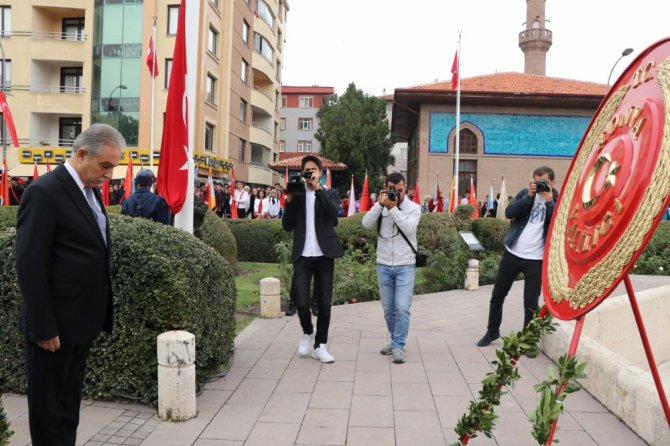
[476,332,500,347]
[285,302,296,316]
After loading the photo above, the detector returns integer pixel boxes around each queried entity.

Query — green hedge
[0,214,237,405]
[472,218,510,252]
[0,397,10,446]
[633,221,670,274]
[199,211,238,266]
[0,208,16,231]
[225,219,292,262]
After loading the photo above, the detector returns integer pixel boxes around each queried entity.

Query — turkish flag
[469,176,479,218]
[0,91,20,148]
[157,0,189,215]
[451,51,459,90]
[146,36,159,78]
[359,174,370,212]
[280,166,287,207]
[229,168,238,219]
[326,167,331,189]
[124,157,134,200]
[101,180,110,206]
[1,160,8,206]
[413,181,420,204]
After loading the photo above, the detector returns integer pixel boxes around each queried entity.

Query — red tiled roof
[268,155,347,172]
[280,86,335,95]
[408,72,608,96]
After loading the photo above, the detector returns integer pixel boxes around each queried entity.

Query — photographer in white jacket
[362,172,421,363]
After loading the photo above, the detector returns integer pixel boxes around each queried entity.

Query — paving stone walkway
[4,275,668,445]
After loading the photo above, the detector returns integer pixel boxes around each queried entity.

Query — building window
[400,146,407,159]
[164,59,172,88]
[207,26,218,56]
[279,140,285,152]
[167,5,179,35]
[205,122,214,152]
[238,138,246,161]
[206,73,216,103]
[62,17,84,41]
[455,159,477,201]
[276,61,281,82]
[241,59,248,82]
[277,30,282,52]
[256,0,274,28]
[281,95,287,107]
[253,33,274,63]
[251,144,269,166]
[0,60,11,91]
[279,118,286,130]
[60,67,83,93]
[0,6,10,37]
[239,99,247,122]
[297,141,312,152]
[299,96,313,108]
[242,20,249,44]
[59,117,81,147]
[460,128,478,154]
[298,118,313,131]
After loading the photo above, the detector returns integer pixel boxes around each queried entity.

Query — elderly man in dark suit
[282,155,343,363]
[16,123,124,446]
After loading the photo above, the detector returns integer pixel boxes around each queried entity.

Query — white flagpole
[150,17,157,169]
[174,0,199,233]
[454,31,462,207]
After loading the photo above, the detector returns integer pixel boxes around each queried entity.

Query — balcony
[250,124,274,150]
[251,51,275,84]
[518,28,552,48]
[247,163,272,185]
[251,87,274,115]
[32,0,89,9]
[10,30,87,42]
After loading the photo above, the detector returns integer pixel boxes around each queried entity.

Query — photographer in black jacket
[476,166,559,357]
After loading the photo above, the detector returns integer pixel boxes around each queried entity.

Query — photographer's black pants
[486,250,542,334]
[293,256,334,347]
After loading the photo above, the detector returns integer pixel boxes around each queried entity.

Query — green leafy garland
[450,309,587,445]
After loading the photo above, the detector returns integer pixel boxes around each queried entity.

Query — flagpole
[454,30,462,207]
[150,16,157,169]
[173,0,200,232]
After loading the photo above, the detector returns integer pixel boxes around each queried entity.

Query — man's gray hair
[71,124,126,157]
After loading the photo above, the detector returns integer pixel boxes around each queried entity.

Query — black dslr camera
[535,180,551,193]
[387,185,398,202]
[286,171,314,196]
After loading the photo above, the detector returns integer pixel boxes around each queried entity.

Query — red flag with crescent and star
[156,0,189,214]
[0,91,19,148]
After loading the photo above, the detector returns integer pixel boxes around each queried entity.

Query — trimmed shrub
[478,251,502,285]
[332,249,379,305]
[0,397,11,446]
[199,211,238,266]
[225,219,291,262]
[0,214,236,405]
[0,208,16,231]
[333,213,378,255]
[472,218,510,252]
[632,221,670,275]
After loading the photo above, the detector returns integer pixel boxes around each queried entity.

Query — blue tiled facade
[428,112,591,158]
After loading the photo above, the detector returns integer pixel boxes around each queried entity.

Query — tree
[316,83,396,194]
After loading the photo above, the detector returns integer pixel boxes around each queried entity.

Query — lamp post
[607,48,634,86]
[107,84,127,132]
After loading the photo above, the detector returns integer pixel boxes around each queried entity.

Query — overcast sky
[281,0,670,96]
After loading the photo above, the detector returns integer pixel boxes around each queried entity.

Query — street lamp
[107,84,127,112]
[607,48,634,86]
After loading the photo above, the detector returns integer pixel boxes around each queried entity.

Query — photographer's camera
[535,180,551,193]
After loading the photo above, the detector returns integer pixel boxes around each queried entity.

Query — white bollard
[464,258,480,291]
[157,330,196,421]
[260,277,281,318]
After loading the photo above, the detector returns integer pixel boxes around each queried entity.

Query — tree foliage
[316,83,396,193]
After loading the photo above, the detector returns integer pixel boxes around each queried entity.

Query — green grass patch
[234,261,282,309]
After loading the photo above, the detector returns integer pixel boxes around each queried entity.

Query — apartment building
[0,0,287,186]
[278,85,333,159]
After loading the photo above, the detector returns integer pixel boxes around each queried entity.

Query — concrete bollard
[157,330,196,421]
[260,277,281,318]
[464,258,480,291]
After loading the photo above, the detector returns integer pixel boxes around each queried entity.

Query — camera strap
[377,214,417,254]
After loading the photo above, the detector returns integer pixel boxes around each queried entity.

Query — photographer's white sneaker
[298,333,314,356]
[311,343,335,363]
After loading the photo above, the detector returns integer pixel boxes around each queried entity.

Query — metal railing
[22,138,75,147]
[11,84,85,94]
[5,30,87,42]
